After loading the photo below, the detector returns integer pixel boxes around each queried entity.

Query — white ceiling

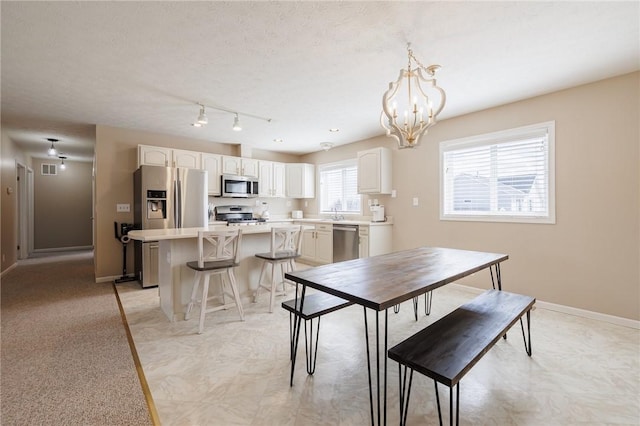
[2,1,638,162]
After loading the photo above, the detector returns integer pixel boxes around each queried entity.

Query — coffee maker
[370,203,386,222]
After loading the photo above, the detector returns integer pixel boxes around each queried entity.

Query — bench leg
[434,381,459,426]
[490,263,502,291]
[520,309,533,356]
[304,317,321,374]
[398,364,414,426]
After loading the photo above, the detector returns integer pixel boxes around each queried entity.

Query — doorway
[16,163,33,259]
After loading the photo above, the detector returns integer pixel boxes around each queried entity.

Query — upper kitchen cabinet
[173,149,201,169]
[138,145,172,167]
[286,163,315,198]
[222,156,259,177]
[259,161,286,198]
[357,147,392,194]
[202,153,222,196]
[138,145,201,169]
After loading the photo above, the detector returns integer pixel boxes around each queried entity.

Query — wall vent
[41,163,57,176]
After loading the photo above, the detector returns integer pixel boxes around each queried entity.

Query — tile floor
[117,278,640,425]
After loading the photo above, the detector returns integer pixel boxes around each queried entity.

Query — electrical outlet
[116,203,130,212]
[391,189,397,198]
[412,197,419,207]
[286,201,292,207]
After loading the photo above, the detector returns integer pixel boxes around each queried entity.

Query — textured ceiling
[2,1,638,162]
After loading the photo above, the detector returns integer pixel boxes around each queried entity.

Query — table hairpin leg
[489,263,502,291]
[363,307,389,426]
[290,282,307,386]
[424,291,433,316]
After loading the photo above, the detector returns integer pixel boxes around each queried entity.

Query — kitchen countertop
[127,223,307,243]
[242,217,394,226]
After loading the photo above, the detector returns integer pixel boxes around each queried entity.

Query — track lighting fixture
[191,103,271,131]
[232,114,242,131]
[46,138,59,156]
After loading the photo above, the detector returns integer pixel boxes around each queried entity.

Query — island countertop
[127,223,305,242]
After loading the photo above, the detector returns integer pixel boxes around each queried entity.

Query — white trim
[0,263,18,278]
[449,283,639,330]
[32,245,93,253]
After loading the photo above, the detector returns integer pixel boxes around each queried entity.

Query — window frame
[318,159,362,216]
[439,121,556,224]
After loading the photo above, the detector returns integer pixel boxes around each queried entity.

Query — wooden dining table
[285,246,508,426]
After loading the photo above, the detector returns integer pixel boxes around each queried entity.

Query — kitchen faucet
[331,207,344,221]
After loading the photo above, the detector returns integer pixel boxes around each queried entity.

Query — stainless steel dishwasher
[333,224,359,262]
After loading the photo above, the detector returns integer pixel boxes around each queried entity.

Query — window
[440,121,555,224]
[319,160,361,214]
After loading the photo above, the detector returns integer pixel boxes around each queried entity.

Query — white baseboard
[33,246,93,253]
[449,283,639,330]
[1,263,18,278]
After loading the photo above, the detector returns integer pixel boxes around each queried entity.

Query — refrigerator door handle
[174,178,181,228]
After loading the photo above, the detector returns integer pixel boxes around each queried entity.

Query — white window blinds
[319,161,360,213]
[440,121,555,223]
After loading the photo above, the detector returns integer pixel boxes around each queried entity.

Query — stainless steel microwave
[220,174,259,198]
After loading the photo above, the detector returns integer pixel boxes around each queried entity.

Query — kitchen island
[127,224,306,321]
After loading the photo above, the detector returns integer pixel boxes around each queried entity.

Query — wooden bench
[388,289,535,426]
[282,292,353,379]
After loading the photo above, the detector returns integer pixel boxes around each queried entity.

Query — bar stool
[254,225,303,313]
[185,229,244,334]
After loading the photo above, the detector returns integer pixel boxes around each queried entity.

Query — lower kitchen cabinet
[359,225,392,258]
[300,223,333,265]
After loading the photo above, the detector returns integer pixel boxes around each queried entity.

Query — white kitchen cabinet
[259,161,286,197]
[357,147,392,194]
[138,145,172,167]
[138,145,201,169]
[202,153,222,195]
[299,223,333,265]
[286,163,315,198]
[173,149,201,169]
[222,156,259,177]
[358,224,392,258]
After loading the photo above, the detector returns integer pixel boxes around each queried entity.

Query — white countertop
[127,223,306,242]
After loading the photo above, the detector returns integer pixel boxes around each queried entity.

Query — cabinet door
[272,162,286,198]
[173,149,201,169]
[300,229,316,261]
[357,150,381,193]
[222,156,241,175]
[241,158,259,177]
[315,230,333,264]
[138,145,171,167]
[359,227,370,259]
[258,161,273,197]
[202,154,222,195]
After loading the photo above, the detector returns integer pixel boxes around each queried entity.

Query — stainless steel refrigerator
[133,165,208,287]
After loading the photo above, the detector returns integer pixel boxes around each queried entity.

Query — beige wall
[303,72,639,320]
[32,158,93,250]
[94,126,304,281]
[1,132,30,272]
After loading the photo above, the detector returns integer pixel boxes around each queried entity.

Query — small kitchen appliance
[370,204,386,222]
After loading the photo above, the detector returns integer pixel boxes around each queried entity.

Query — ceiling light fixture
[320,142,334,151]
[191,103,271,131]
[381,43,446,149]
[46,138,59,156]
[232,114,242,131]
[196,104,208,125]
[59,155,67,170]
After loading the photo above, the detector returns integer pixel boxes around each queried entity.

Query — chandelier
[380,43,446,149]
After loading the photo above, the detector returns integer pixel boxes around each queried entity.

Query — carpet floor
[1,250,153,425]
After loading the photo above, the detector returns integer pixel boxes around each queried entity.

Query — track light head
[232,114,242,131]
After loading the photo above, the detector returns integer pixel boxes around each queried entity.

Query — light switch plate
[117,203,130,212]
[412,197,419,207]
